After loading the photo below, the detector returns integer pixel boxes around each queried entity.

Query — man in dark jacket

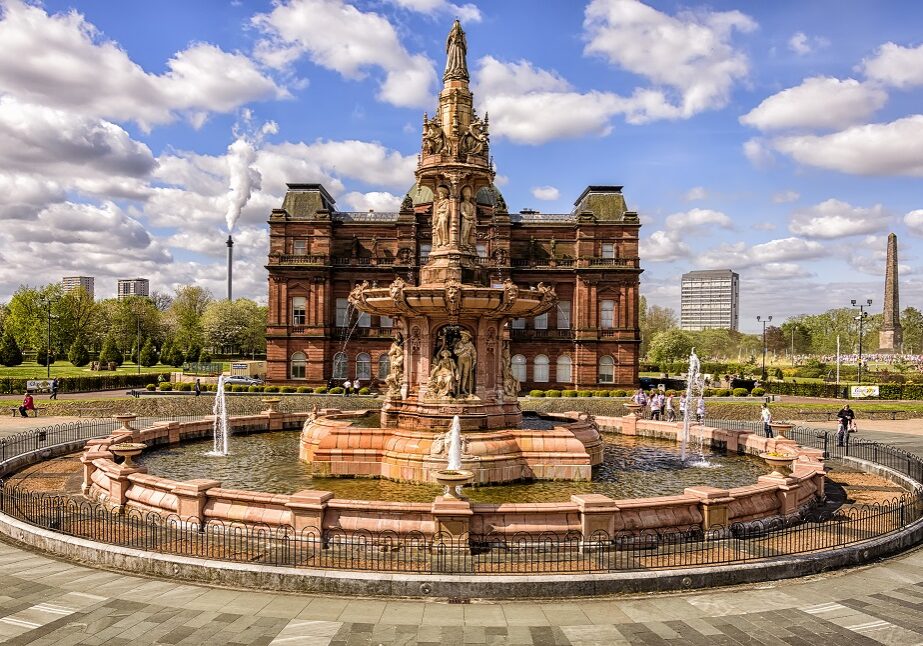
[836,404,855,446]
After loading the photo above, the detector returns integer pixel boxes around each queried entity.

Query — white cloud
[683,186,707,201]
[531,186,560,201]
[698,237,825,270]
[772,115,923,177]
[253,0,436,108]
[789,199,889,239]
[639,230,689,262]
[639,208,732,263]
[772,190,800,203]
[788,32,828,56]
[387,0,481,23]
[664,208,733,231]
[860,42,923,88]
[904,209,923,236]
[743,138,774,168]
[341,191,402,212]
[583,0,756,122]
[0,1,285,130]
[741,77,887,131]
[751,221,777,231]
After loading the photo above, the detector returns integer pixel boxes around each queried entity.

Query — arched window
[356,352,371,381]
[598,355,615,384]
[556,355,572,383]
[512,354,527,383]
[378,354,390,380]
[290,352,307,379]
[534,355,549,382]
[333,352,347,380]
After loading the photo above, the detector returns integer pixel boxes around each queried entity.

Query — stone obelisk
[879,232,903,352]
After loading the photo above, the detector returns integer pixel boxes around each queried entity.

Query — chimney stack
[226,235,234,300]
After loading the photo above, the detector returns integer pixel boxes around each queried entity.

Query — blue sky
[0,0,921,333]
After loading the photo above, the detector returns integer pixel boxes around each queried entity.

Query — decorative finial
[443,20,469,82]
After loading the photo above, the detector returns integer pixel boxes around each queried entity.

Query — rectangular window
[476,243,488,258]
[335,298,349,327]
[601,243,615,259]
[557,301,571,329]
[357,310,371,328]
[292,297,306,325]
[293,239,307,255]
[420,243,431,261]
[534,313,548,330]
[600,299,615,329]
[512,318,526,330]
[380,316,393,328]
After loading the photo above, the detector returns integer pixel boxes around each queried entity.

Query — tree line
[0,284,266,367]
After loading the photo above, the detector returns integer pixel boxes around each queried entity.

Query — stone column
[286,490,333,536]
[173,479,220,525]
[758,475,802,516]
[107,463,147,512]
[572,494,618,542]
[685,486,735,531]
[79,450,110,496]
[431,495,473,572]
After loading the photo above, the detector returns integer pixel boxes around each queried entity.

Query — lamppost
[39,297,58,379]
[757,315,772,381]
[851,298,872,383]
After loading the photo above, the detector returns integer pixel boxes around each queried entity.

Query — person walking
[342,379,352,396]
[696,396,705,424]
[194,378,201,397]
[679,393,687,420]
[19,393,35,418]
[650,392,663,421]
[49,378,58,400]
[761,403,773,438]
[665,393,675,422]
[836,403,855,446]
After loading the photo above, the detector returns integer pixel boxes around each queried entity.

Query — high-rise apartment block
[117,278,150,300]
[680,270,739,331]
[61,276,94,300]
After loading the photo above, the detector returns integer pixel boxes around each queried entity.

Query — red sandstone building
[265,45,642,393]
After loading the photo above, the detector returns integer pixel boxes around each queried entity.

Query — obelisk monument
[879,232,903,352]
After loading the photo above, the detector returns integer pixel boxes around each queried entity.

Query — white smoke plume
[224,111,278,232]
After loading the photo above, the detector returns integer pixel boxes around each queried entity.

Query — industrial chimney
[226,235,234,300]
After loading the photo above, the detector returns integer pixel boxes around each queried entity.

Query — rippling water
[137,418,768,503]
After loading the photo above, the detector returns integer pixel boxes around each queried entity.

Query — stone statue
[370,235,378,258]
[389,276,406,302]
[348,280,370,306]
[445,279,461,315]
[351,235,361,258]
[549,237,557,259]
[453,330,476,396]
[537,281,556,305]
[433,186,451,248]
[503,278,518,304]
[385,333,405,397]
[444,19,468,82]
[529,236,538,259]
[459,186,476,250]
[423,119,446,155]
[429,349,457,398]
[501,343,519,398]
[462,117,488,155]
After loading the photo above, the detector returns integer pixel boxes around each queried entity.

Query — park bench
[797,410,837,422]
[8,406,46,418]
[863,409,908,420]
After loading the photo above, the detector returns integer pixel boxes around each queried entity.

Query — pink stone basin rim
[109,443,147,452]
[434,469,475,484]
[354,285,554,319]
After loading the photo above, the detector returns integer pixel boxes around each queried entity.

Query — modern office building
[680,269,739,331]
[61,276,94,300]
[117,278,150,300]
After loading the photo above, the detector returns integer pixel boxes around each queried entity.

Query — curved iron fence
[0,419,922,574]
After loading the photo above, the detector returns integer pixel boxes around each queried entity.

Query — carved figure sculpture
[503,278,518,304]
[459,186,476,250]
[385,333,405,397]
[537,281,556,305]
[549,237,557,259]
[445,279,461,316]
[463,118,488,155]
[428,349,457,398]
[348,280,370,307]
[501,343,519,398]
[433,186,451,248]
[389,276,406,302]
[454,330,477,396]
[444,19,468,81]
[423,119,446,155]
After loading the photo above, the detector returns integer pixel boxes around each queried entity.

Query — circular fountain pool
[136,419,766,503]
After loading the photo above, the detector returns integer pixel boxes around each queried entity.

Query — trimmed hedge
[529,390,545,397]
[314,386,328,394]
[329,387,345,394]
[751,387,766,396]
[562,390,578,397]
[296,386,311,393]
[545,390,561,398]
[0,372,172,395]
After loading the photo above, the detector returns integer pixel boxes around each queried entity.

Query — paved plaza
[1,415,923,644]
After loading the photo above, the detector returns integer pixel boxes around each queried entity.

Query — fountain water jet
[208,375,229,456]
[680,349,708,464]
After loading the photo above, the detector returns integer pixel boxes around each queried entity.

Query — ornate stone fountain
[300,21,602,485]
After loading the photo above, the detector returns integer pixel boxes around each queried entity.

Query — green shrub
[176,382,192,392]
[714,388,731,397]
[0,331,23,366]
[593,390,610,397]
[98,336,123,366]
[68,337,90,367]
[610,389,627,397]
[139,339,158,367]
[314,386,328,394]
[562,390,578,397]
[577,390,592,397]
[702,388,714,397]
[528,389,545,397]
[248,385,260,392]
[233,384,248,392]
[296,386,311,393]
[159,383,173,391]
[732,387,749,397]
[281,386,296,393]
[330,386,345,394]
[146,383,156,391]
[35,347,56,366]
[751,387,766,396]
[358,386,371,395]
[264,385,279,393]
[545,389,561,397]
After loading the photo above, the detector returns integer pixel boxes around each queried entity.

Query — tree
[0,331,23,366]
[648,329,694,364]
[139,339,158,367]
[166,285,213,355]
[98,335,124,366]
[68,337,90,367]
[639,296,678,358]
[764,325,786,354]
[901,307,923,353]
[201,298,266,355]
[35,347,56,366]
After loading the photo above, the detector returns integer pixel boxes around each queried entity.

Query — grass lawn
[0,362,174,378]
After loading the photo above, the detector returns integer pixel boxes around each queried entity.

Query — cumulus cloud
[341,191,402,212]
[640,208,733,263]
[860,42,923,88]
[253,0,436,108]
[772,115,923,177]
[387,0,481,23]
[751,221,777,231]
[789,199,889,239]
[743,138,774,168]
[772,190,800,204]
[639,230,689,262]
[531,186,560,201]
[664,208,733,231]
[0,1,285,130]
[683,186,707,201]
[788,32,828,56]
[583,0,756,122]
[741,77,887,131]
[697,237,825,270]
[904,209,923,236]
